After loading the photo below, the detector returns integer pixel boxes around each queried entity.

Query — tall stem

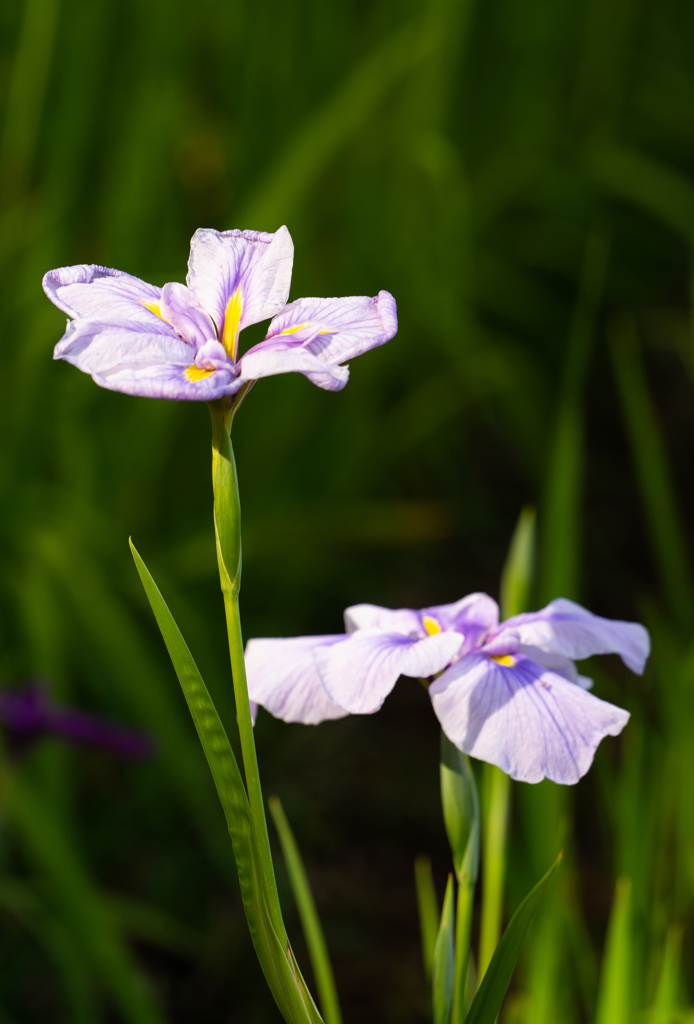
[478,764,510,977]
[209,400,284,938]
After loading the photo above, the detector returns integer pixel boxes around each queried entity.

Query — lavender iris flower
[43,227,397,401]
[245,595,649,785]
[0,682,155,759]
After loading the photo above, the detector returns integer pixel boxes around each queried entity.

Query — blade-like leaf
[500,506,536,621]
[433,875,456,1024]
[464,852,562,1024]
[414,855,440,982]
[129,539,322,1024]
[269,797,343,1024]
[595,878,632,1024]
[440,734,480,881]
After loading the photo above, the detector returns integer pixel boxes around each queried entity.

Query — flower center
[422,615,441,636]
[185,365,215,382]
[489,654,517,668]
[222,287,243,359]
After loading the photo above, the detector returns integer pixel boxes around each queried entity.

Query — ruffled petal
[54,320,241,400]
[489,598,650,674]
[423,593,499,653]
[262,291,397,366]
[315,628,464,714]
[186,227,293,343]
[158,282,217,350]
[43,265,163,325]
[343,603,422,636]
[429,653,630,784]
[237,344,349,391]
[245,635,348,725]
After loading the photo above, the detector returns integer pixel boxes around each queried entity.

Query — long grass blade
[415,855,440,982]
[269,796,343,1024]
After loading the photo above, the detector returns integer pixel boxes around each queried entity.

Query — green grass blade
[433,875,456,1024]
[650,925,683,1024]
[595,878,633,1024]
[5,771,164,1024]
[609,318,694,630]
[414,855,440,982]
[500,506,536,621]
[129,540,322,1024]
[269,797,343,1024]
[464,852,562,1024]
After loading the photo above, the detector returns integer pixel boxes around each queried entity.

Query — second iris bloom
[245,594,649,785]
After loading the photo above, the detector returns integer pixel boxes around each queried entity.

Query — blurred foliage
[0,0,693,1019]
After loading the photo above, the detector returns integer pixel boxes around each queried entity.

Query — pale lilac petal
[186,227,293,338]
[159,282,217,350]
[54,320,240,401]
[237,345,349,391]
[423,593,499,654]
[43,265,163,325]
[315,628,464,714]
[262,291,397,365]
[429,654,630,784]
[343,604,422,636]
[514,645,593,688]
[245,636,348,725]
[489,598,650,674]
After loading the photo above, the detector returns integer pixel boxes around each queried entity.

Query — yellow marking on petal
[184,365,215,382]
[222,287,243,359]
[141,300,167,321]
[490,654,517,668]
[277,321,313,336]
[422,615,442,636]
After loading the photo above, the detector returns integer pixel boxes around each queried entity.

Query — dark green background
[0,0,692,1020]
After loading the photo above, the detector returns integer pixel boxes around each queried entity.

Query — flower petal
[343,603,422,635]
[489,598,650,674]
[237,345,350,391]
[314,628,464,714]
[54,320,240,400]
[429,654,630,784]
[262,291,398,365]
[423,593,499,653]
[158,282,217,350]
[186,227,293,340]
[43,265,163,325]
[245,635,348,725]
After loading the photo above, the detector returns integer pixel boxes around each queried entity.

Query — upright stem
[478,764,511,977]
[209,400,284,939]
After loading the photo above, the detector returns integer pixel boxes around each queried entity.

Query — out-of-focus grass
[0,0,693,1020]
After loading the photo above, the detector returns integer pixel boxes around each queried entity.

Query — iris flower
[245,595,649,784]
[43,227,397,402]
[0,682,155,758]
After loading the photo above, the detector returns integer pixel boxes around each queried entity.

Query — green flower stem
[209,401,284,939]
[479,765,511,978]
[451,872,475,1023]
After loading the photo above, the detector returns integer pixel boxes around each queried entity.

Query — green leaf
[433,875,456,1024]
[440,734,480,882]
[414,855,440,982]
[500,506,536,621]
[650,925,683,1024]
[269,796,343,1024]
[595,878,632,1024]
[464,852,562,1024]
[209,404,241,591]
[129,539,322,1024]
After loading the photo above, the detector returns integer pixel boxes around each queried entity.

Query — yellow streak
[141,300,167,321]
[277,320,312,336]
[422,615,441,636]
[185,365,215,382]
[490,654,517,668]
[222,288,243,358]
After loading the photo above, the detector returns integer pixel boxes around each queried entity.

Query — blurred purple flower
[245,596,649,785]
[43,227,397,402]
[0,682,155,759]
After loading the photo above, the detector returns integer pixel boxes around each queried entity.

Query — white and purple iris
[43,227,397,401]
[245,595,649,785]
